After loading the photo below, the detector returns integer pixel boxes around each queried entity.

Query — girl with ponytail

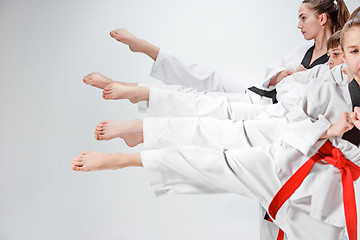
[266,0,350,86]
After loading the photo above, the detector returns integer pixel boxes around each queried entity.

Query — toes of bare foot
[94,121,107,140]
[72,157,83,166]
[83,72,113,89]
[110,31,117,38]
[71,151,125,171]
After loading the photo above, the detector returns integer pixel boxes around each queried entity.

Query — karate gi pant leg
[143,117,280,150]
[143,117,284,239]
[143,88,268,120]
[141,146,347,240]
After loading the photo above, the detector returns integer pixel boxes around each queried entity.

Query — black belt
[248,86,278,104]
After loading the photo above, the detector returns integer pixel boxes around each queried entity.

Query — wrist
[269,76,279,86]
[326,124,341,138]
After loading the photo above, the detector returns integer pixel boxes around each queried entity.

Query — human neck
[314,27,333,53]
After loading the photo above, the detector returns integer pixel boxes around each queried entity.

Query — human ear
[319,13,328,26]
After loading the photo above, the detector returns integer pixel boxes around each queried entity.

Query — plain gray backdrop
[0,0,359,239]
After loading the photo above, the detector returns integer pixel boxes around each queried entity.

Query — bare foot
[83,72,114,89]
[83,72,138,89]
[94,120,143,147]
[110,28,146,52]
[102,83,149,103]
[71,151,126,171]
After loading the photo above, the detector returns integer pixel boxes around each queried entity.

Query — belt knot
[324,148,347,170]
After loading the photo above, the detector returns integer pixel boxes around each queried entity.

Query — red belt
[267,140,360,240]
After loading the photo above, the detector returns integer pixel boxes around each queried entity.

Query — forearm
[268,73,281,87]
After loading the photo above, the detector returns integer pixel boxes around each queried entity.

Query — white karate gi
[141,78,360,239]
[142,63,344,120]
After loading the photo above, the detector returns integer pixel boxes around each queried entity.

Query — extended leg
[143,117,281,150]
[101,85,266,120]
[92,117,281,151]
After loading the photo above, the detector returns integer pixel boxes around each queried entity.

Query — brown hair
[349,6,360,20]
[327,30,342,50]
[302,0,350,33]
[340,17,360,51]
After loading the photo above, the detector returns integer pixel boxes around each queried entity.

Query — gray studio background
[0,0,359,239]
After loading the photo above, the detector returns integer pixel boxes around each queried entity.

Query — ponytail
[335,0,350,31]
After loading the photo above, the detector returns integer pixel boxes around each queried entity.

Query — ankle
[131,119,143,135]
[119,153,142,167]
[141,40,160,61]
[129,87,149,103]
[138,87,150,101]
[110,153,125,169]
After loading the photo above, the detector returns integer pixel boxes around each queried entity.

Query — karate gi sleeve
[280,84,334,155]
[150,48,247,93]
[275,65,324,111]
[262,43,312,89]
